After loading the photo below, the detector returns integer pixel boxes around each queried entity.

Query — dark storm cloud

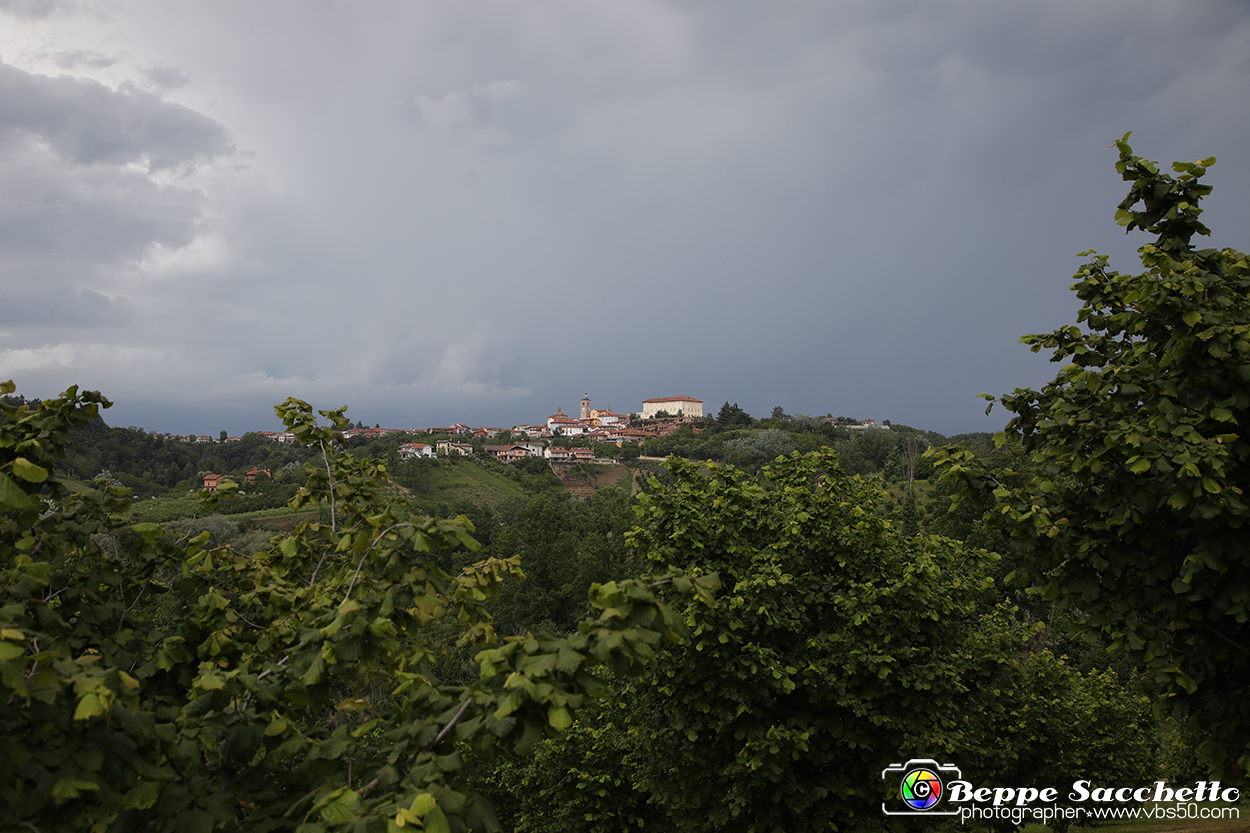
[1,1,1248,436]
[0,149,204,272]
[0,284,129,327]
[0,61,233,168]
[0,59,235,335]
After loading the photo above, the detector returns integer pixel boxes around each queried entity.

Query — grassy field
[410,460,531,504]
[129,492,201,523]
[582,462,633,491]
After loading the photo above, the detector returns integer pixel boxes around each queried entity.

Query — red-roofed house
[244,467,271,482]
[399,443,434,459]
[484,444,538,463]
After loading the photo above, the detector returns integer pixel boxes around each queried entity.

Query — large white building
[640,395,703,418]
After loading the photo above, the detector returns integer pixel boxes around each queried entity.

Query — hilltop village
[137,393,893,487]
[166,395,715,466]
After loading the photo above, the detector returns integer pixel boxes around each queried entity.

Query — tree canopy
[934,134,1250,773]
[489,450,1155,832]
[715,401,753,428]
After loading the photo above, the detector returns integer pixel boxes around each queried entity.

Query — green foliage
[637,416,940,481]
[833,429,902,477]
[484,491,640,636]
[898,487,920,536]
[163,515,243,548]
[1157,718,1206,785]
[500,450,1159,832]
[933,135,1250,773]
[721,428,796,467]
[594,451,1000,831]
[59,421,316,496]
[923,447,1019,554]
[959,647,1156,803]
[0,383,715,832]
[481,695,659,833]
[715,401,753,428]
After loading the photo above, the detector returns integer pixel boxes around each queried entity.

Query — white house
[399,443,435,459]
[515,441,546,457]
[436,440,474,456]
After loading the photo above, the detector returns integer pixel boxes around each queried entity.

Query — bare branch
[256,655,290,682]
[419,697,473,755]
[344,523,414,602]
[320,440,337,533]
[309,546,334,587]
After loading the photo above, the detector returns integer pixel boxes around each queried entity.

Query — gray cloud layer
[1,1,1248,435]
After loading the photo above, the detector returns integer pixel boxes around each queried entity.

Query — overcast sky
[2,0,1248,436]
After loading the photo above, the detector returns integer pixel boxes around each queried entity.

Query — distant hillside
[55,417,317,496]
[393,457,633,505]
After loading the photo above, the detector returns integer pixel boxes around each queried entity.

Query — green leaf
[0,472,32,510]
[73,692,106,721]
[318,787,358,823]
[0,641,24,661]
[1167,491,1190,510]
[11,457,49,483]
[408,793,436,816]
[553,645,583,674]
[424,805,451,833]
[199,673,226,691]
[350,719,378,738]
[120,780,163,811]
[51,778,99,799]
[548,704,573,730]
